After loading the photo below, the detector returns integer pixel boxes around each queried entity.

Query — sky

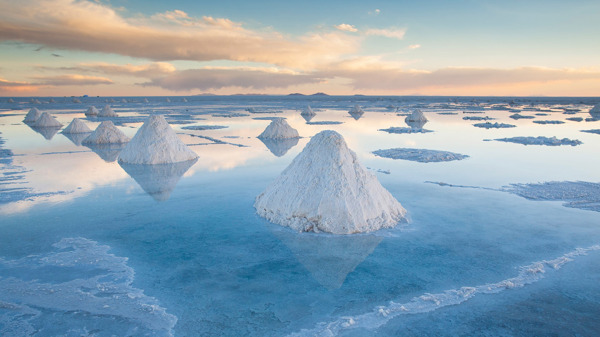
[0,0,599,97]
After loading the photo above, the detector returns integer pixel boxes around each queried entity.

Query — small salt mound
[23,108,42,123]
[166,98,171,103]
[589,103,600,118]
[143,98,149,103]
[121,98,127,103]
[301,105,315,116]
[349,105,364,115]
[98,105,118,117]
[182,98,188,102]
[85,106,99,116]
[72,98,81,103]
[118,115,198,164]
[62,118,92,134]
[8,98,14,103]
[258,118,300,139]
[255,130,406,234]
[82,121,130,144]
[405,110,428,123]
[32,112,63,127]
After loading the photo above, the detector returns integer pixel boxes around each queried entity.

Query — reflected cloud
[272,229,382,289]
[258,137,299,157]
[119,158,197,201]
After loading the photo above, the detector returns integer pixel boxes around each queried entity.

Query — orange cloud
[335,24,358,33]
[0,0,358,69]
[33,74,113,86]
[0,78,41,92]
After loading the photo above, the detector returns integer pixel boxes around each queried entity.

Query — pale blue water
[1,96,599,336]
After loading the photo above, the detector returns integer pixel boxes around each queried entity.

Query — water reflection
[29,125,62,140]
[406,119,428,130]
[119,158,198,201]
[272,229,382,289]
[85,143,127,162]
[258,137,299,157]
[62,132,90,146]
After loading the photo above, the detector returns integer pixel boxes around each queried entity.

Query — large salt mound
[62,118,92,134]
[85,106,99,116]
[118,115,198,164]
[98,105,118,117]
[258,118,300,139]
[82,121,130,144]
[23,108,42,123]
[32,112,63,127]
[255,130,406,234]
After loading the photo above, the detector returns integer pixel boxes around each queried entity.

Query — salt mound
[405,110,428,123]
[98,105,118,117]
[255,130,407,234]
[301,105,316,117]
[8,98,14,103]
[72,98,81,103]
[118,115,198,164]
[85,106,99,116]
[258,118,300,139]
[32,112,63,127]
[348,105,364,120]
[23,108,42,123]
[589,103,600,114]
[62,118,92,134]
[82,121,130,144]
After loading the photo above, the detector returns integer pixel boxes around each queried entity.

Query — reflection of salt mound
[63,132,89,146]
[258,118,300,139]
[259,137,299,157]
[30,125,61,140]
[62,118,91,134]
[405,110,428,129]
[301,113,315,122]
[118,115,198,164]
[119,159,197,201]
[85,143,127,162]
[272,229,382,289]
[83,121,130,144]
[348,105,364,120]
[85,106,99,116]
[23,108,42,123]
[98,105,118,117]
[589,104,600,118]
[255,130,407,234]
[32,112,63,127]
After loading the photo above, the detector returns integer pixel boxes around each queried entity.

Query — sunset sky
[0,0,599,97]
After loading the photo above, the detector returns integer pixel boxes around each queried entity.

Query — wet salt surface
[1,96,600,336]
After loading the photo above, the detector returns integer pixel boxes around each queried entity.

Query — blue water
[1,96,599,336]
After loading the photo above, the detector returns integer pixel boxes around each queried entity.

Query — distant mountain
[311,92,329,96]
[288,93,305,96]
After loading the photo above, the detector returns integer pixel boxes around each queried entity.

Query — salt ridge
[287,245,600,337]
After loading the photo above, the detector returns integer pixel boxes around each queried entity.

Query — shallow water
[1,96,599,336]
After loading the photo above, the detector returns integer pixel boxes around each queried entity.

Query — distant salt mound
[165,98,171,103]
[258,118,300,139]
[589,103,600,116]
[405,110,428,123]
[8,98,14,103]
[118,115,198,164]
[473,122,516,129]
[98,105,118,117]
[82,121,130,144]
[85,106,99,116]
[348,105,364,120]
[255,130,406,234]
[373,148,469,163]
[32,112,63,128]
[72,98,81,103]
[301,105,316,117]
[23,108,42,123]
[143,98,149,103]
[496,136,582,146]
[62,118,91,134]
[121,98,127,103]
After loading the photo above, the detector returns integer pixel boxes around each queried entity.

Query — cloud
[335,24,358,33]
[79,62,177,78]
[408,44,421,49]
[34,74,113,86]
[142,67,322,91]
[317,63,600,91]
[365,28,406,40]
[0,78,40,92]
[0,0,359,69]
[368,9,381,15]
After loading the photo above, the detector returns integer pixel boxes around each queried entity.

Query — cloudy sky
[1,0,599,96]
